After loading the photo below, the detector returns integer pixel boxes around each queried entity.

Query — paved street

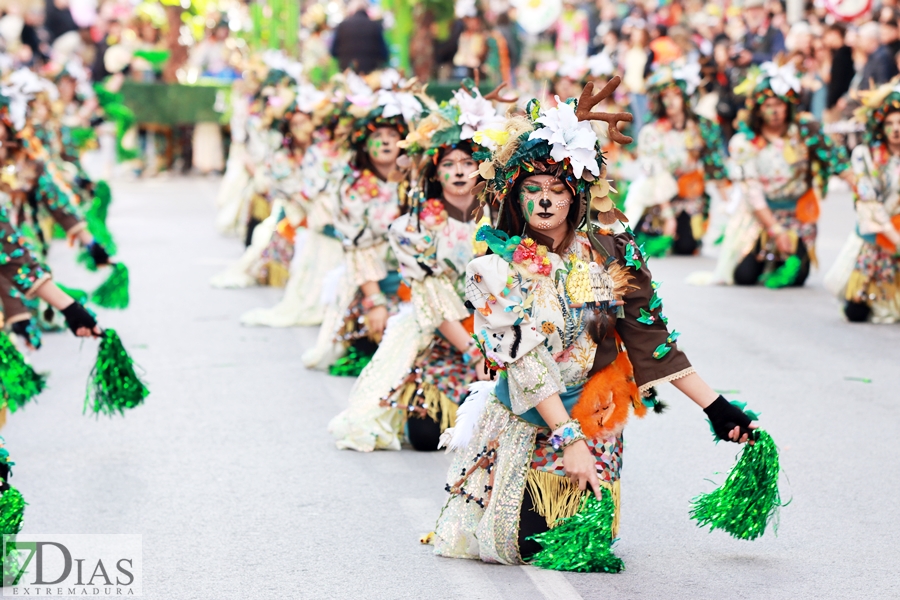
[8,175,900,600]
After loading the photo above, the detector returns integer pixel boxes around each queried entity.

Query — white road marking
[520,565,584,600]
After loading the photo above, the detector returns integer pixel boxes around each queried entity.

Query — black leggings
[844,300,871,323]
[407,414,442,451]
[734,237,811,287]
[672,210,699,256]
[518,484,551,561]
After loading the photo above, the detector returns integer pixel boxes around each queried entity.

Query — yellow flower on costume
[473,128,510,149]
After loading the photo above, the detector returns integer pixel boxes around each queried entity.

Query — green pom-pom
[527,491,624,573]
[93,181,112,223]
[85,329,148,416]
[132,49,170,67]
[761,255,802,289]
[0,333,46,412]
[51,223,67,240]
[328,345,374,377]
[690,430,784,541]
[91,263,130,309]
[56,283,89,305]
[0,488,25,536]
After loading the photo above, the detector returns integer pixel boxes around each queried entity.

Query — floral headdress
[0,68,57,131]
[854,78,900,146]
[735,61,801,107]
[647,62,701,112]
[396,82,514,217]
[475,77,633,227]
[346,70,423,149]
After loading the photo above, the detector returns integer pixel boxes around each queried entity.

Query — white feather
[438,381,495,453]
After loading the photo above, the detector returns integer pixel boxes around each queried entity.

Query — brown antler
[484,82,519,104]
[575,76,634,145]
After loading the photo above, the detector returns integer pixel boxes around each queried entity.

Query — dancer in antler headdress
[431,78,758,568]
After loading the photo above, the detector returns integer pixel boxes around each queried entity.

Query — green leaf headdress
[854,77,900,146]
[476,78,633,228]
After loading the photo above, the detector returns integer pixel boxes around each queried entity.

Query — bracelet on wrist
[462,342,483,366]
[549,419,587,452]
[361,292,387,311]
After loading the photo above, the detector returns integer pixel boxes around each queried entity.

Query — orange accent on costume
[461,314,475,334]
[795,188,820,224]
[876,214,900,253]
[677,170,705,199]
[397,282,412,302]
[570,341,641,440]
[276,218,296,243]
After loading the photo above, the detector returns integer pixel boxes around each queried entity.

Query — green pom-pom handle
[0,333,46,412]
[690,430,786,541]
[91,263,130,309]
[85,329,148,417]
[528,490,624,573]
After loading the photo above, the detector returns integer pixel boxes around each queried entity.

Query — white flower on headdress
[760,61,800,97]
[295,83,327,114]
[1,68,57,130]
[671,62,701,96]
[453,88,502,139]
[63,58,94,98]
[376,89,422,123]
[557,56,588,81]
[379,69,404,90]
[261,49,303,82]
[528,97,600,179]
[587,52,614,77]
[345,71,375,107]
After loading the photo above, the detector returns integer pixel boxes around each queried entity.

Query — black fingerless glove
[11,319,41,349]
[704,395,755,443]
[61,302,97,336]
[87,241,110,266]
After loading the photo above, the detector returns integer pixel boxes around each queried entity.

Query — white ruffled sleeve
[390,215,468,331]
[851,146,892,235]
[333,174,390,286]
[727,133,766,211]
[465,255,563,413]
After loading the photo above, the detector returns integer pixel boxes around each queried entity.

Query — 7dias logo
[2,535,142,597]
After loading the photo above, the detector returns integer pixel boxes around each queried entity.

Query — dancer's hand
[366,305,388,339]
[662,217,677,238]
[474,358,492,381]
[563,440,601,500]
[704,395,758,445]
[61,302,102,338]
[775,232,793,255]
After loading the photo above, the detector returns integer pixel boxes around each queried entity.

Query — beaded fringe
[392,381,458,432]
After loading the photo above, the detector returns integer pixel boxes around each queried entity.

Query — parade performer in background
[825,81,900,323]
[240,92,354,327]
[302,73,421,375]
[327,84,508,452]
[625,64,728,257]
[431,80,758,566]
[209,59,306,289]
[713,61,849,288]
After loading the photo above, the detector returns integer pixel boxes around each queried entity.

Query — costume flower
[295,83,327,114]
[376,89,424,123]
[453,88,503,140]
[528,98,600,179]
[760,61,800,97]
[670,63,701,96]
